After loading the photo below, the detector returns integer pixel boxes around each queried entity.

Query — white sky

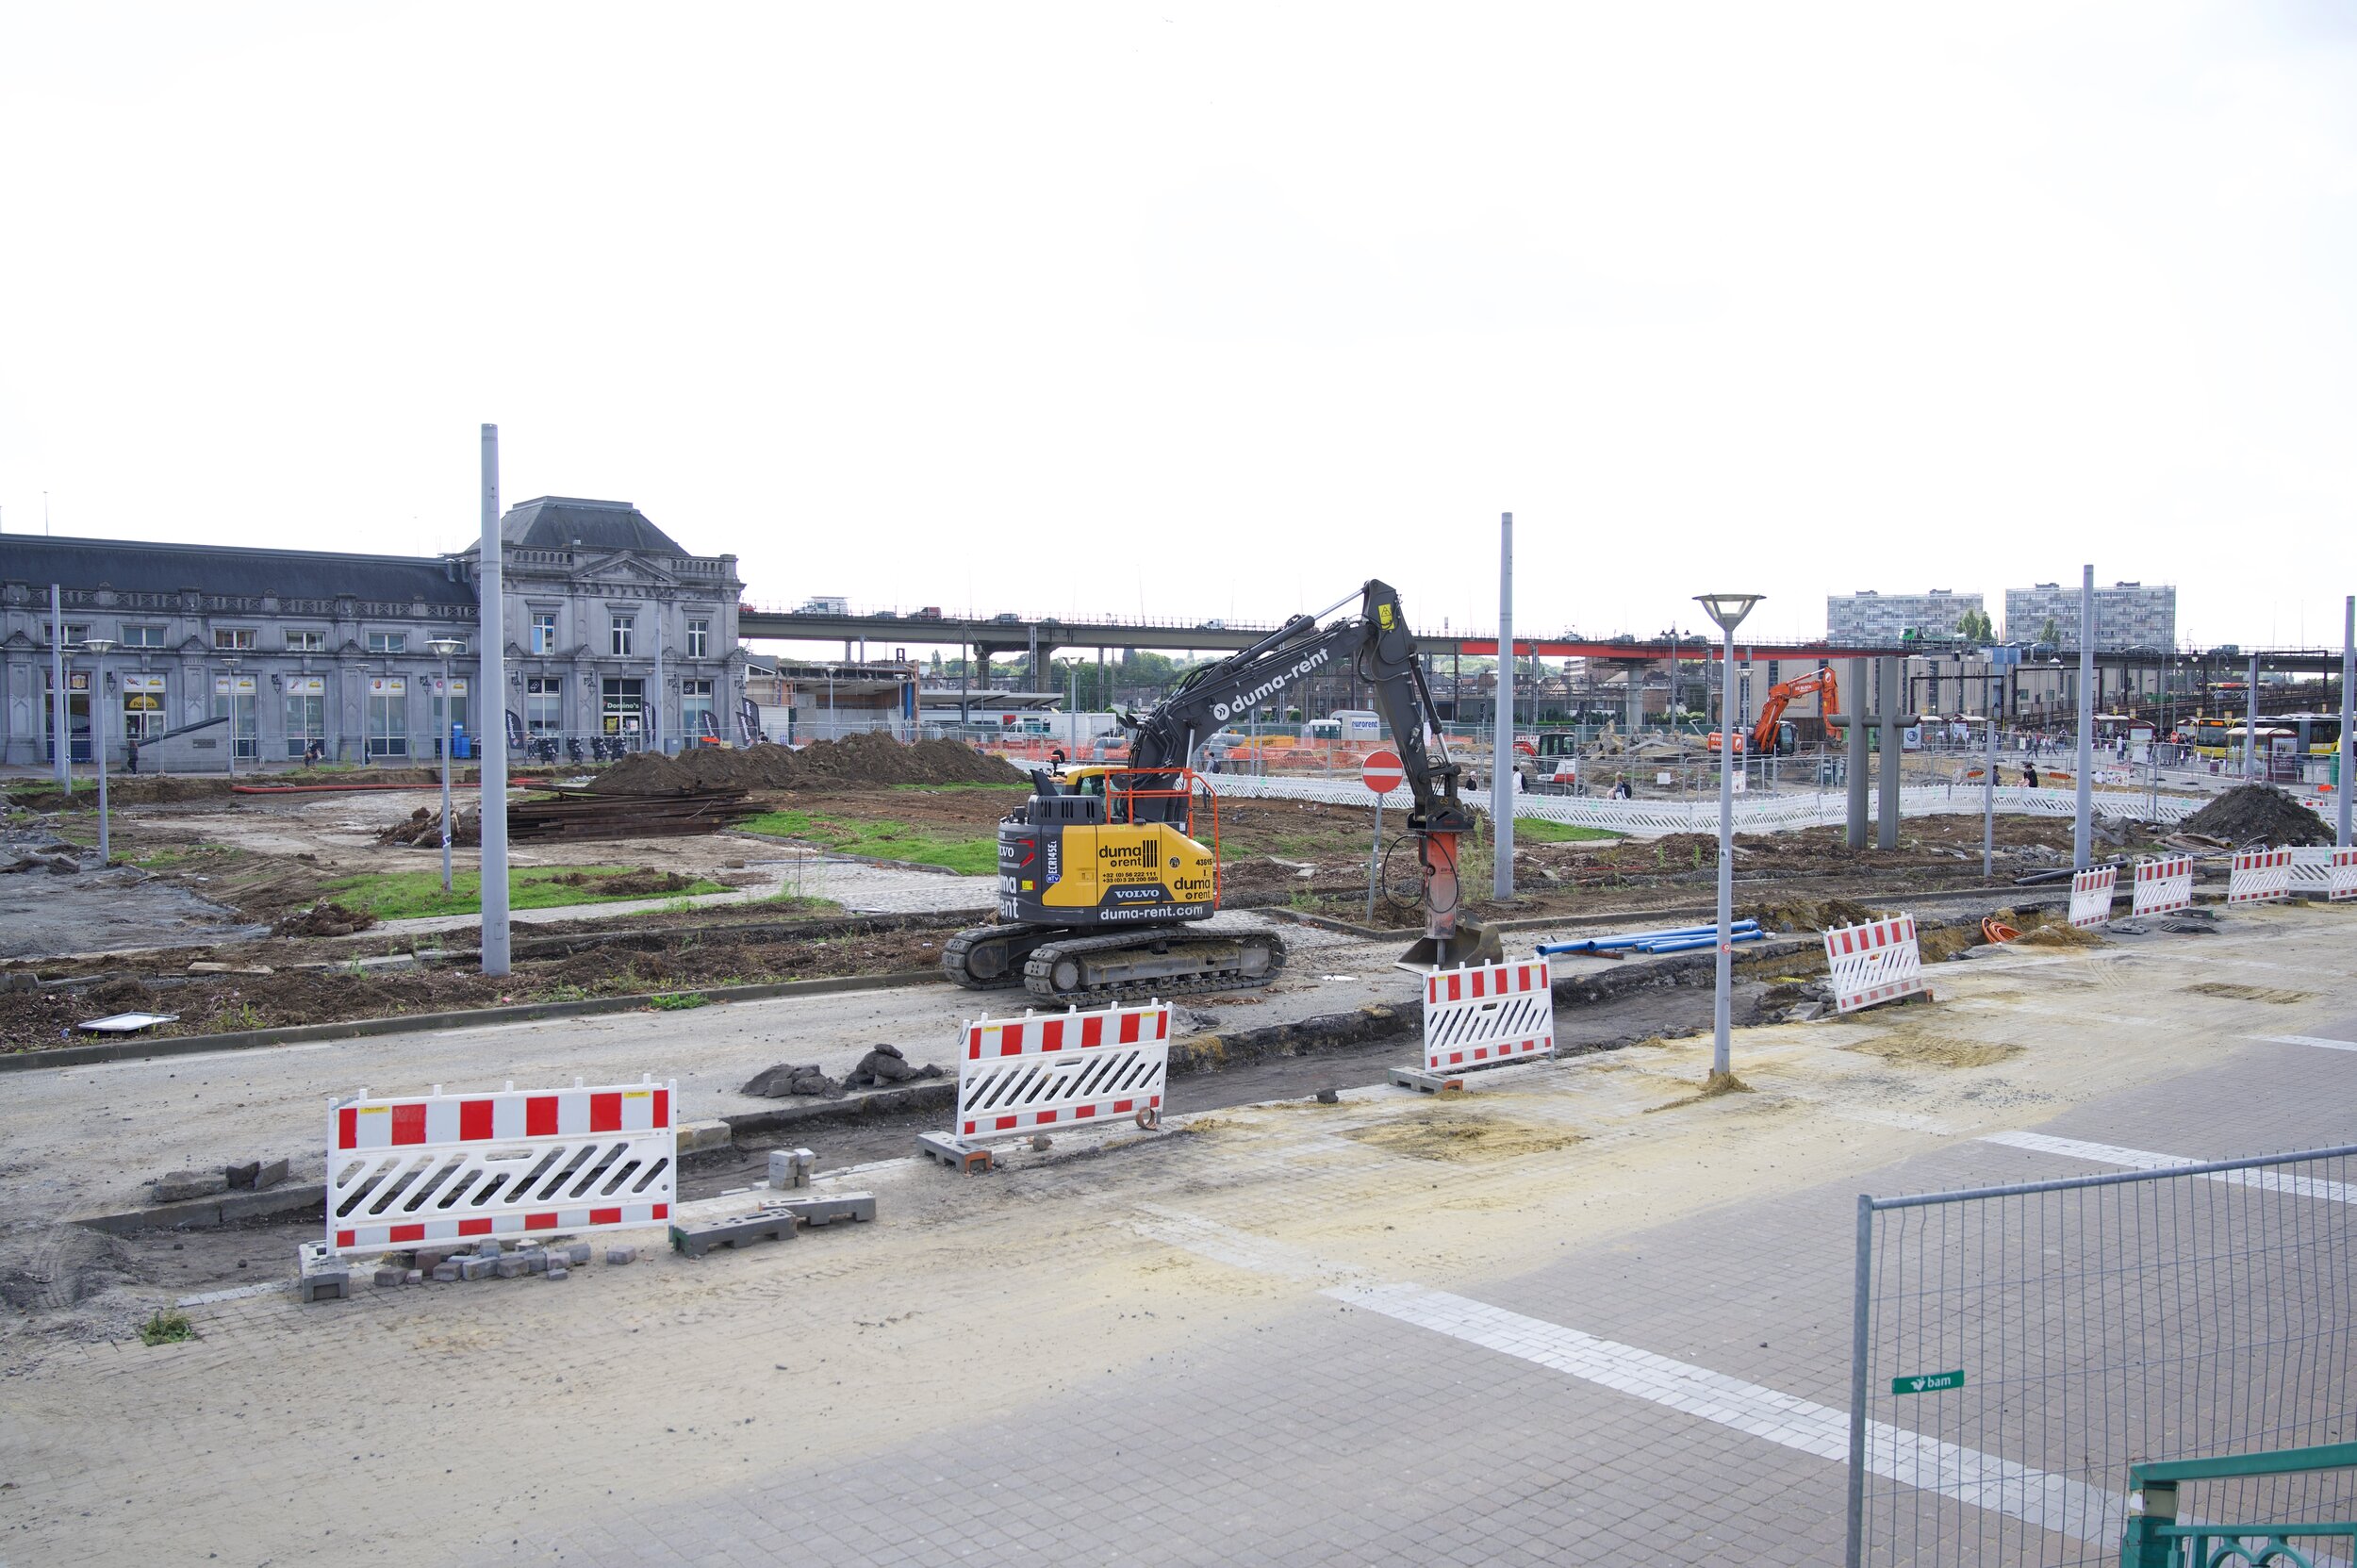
[3,3,2354,651]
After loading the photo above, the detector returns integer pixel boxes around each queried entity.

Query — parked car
[915,606,944,619]
[992,612,1022,624]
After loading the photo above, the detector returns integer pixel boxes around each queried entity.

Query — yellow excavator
[942,580,1500,1004]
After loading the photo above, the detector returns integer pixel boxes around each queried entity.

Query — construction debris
[2179,784,2334,848]
[843,1042,944,1088]
[588,733,1023,796]
[272,901,378,937]
[742,1062,840,1098]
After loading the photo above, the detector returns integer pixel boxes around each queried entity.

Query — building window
[686,618,711,659]
[212,673,259,760]
[123,674,167,742]
[59,622,91,647]
[214,628,256,651]
[284,677,326,759]
[286,629,326,652]
[121,624,167,648]
[681,678,717,740]
[525,676,564,734]
[602,677,644,741]
[367,632,406,654]
[532,611,559,654]
[430,677,470,751]
[367,677,408,758]
[609,614,635,657]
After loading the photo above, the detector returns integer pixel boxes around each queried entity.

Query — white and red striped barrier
[2290,846,2357,902]
[1824,915,1928,1014]
[326,1078,675,1253]
[1421,957,1555,1074]
[2131,854,2195,918]
[950,999,1169,1141]
[2069,867,2118,930]
[2228,848,2293,907]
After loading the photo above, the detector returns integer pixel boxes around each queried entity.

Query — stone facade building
[1,498,742,767]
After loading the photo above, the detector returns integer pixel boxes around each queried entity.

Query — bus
[2276,712,2344,756]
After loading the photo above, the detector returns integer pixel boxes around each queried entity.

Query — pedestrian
[125,735,140,775]
[2022,759,2039,789]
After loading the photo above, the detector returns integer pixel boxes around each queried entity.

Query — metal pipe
[50,584,68,790]
[2074,565,2094,871]
[1845,657,1869,849]
[479,423,510,978]
[1877,656,1900,851]
[1715,622,1738,1075]
[1844,1194,1873,1568]
[1492,512,1514,901]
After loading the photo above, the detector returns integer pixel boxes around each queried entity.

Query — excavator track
[941,922,1062,990]
[1020,924,1288,1006]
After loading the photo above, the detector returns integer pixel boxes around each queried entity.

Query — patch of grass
[131,843,231,869]
[1510,817,1623,844]
[139,1308,195,1345]
[320,866,729,921]
[736,810,997,876]
[761,891,843,915]
[648,991,710,1011]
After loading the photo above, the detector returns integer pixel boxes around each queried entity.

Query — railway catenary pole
[478,422,511,978]
[1845,657,1869,848]
[2341,597,2354,848]
[2073,565,2095,871]
[2245,651,2261,783]
[1492,512,1514,901]
[49,584,69,790]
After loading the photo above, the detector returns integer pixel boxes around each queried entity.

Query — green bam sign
[1892,1370,1966,1395]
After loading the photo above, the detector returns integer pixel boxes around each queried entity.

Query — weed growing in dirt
[649,992,710,1011]
[736,811,997,876]
[542,983,591,1002]
[1510,818,1623,844]
[138,1308,194,1345]
[213,1001,266,1032]
[320,867,728,920]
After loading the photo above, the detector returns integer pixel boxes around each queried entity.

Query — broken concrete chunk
[604,1246,636,1265]
[153,1170,229,1203]
[740,1062,840,1098]
[547,1264,569,1280]
[223,1157,289,1191]
[843,1044,944,1089]
[494,1257,528,1279]
[458,1256,497,1281]
[373,1267,406,1288]
[431,1262,461,1282]
[560,1243,592,1266]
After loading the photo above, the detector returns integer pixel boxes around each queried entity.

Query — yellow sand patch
[1340,1111,1583,1164]
[2184,982,2316,1006]
[1844,1036,2025,1069]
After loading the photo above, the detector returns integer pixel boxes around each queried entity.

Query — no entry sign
[1361,750,1405,795]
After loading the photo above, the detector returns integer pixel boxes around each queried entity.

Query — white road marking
[1129,1210,2118,1546]
[2249,1033,2357,1054]
[1979,1131,2357,1206]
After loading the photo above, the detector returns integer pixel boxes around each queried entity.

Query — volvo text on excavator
[941,580,1502,1004]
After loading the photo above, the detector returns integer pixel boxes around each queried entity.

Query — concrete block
[372,1267,407,1288]
[605,1246,636,1265]
[1386,1066,1465,1096]
[547,1264,568,1280]
[404,1269,423,1285]
[431,1262,460,1282]
[298,1269,350,1304]
[767,1191,877,1229]
[669,1213,797,1259]
[561,1243,592,1266]
[519,1249,548,1276]
[1313,1088,1340,1104]
[223,1157,290,1191]
[474,1237,503,1257]
[767,1147,816,1190]
[677,1119,734,1155]
[916,1131,992,1173]
[458,1256,497,1281]
[495,1256,527,1279]
[415,1246,457,1274]
[153,1169,229,1203]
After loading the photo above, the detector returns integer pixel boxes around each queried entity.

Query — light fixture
[1694,594,1762,635]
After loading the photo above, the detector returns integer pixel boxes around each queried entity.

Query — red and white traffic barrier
[919,999,1170,1169]
[1391,957,1555,1092]
[1824,915,1929,1014]
[325,1077,675,1253]
[2289,846,2357,902]
[2069,867,2118,930]
[2131,854,2195,918]
[2228,848,2293,907]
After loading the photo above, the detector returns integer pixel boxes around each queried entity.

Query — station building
[0,498,743,767]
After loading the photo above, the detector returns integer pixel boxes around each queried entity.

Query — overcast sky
[4,3,2353,651]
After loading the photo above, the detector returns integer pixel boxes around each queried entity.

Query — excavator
[1706,667,1839,758]
[942,580,1502,1004]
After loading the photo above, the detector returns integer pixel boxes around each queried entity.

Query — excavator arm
[1749,667,1838,755]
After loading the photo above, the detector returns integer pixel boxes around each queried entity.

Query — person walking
[125,735,140,775]
[2022,759,2039,790]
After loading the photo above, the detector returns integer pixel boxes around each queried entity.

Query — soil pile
[1740,896,1880,933]
[550,868,698,897]
[379,806,481,848]
[587,734,1023,796]
[2178,784,2332,848]
[272,901,378,937]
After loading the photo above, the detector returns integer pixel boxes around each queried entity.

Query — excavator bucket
[1399,917,1503,972]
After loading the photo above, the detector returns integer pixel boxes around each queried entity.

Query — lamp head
[1694,593,1762,635]
[427,637,467,657]
[77,636,118,655]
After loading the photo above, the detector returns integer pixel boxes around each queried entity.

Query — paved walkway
[4,905,2352,1564]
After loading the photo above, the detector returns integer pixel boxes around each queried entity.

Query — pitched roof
[1,535,475,605]
[497,497,688,556]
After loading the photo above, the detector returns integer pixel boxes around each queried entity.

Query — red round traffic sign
[1361,749,1405,795]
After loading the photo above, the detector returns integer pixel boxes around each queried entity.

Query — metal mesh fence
[1846,1145,2357,1566]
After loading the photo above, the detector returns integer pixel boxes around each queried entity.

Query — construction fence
[1845,1144,2357,1566]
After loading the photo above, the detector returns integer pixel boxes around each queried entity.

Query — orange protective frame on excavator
[1098,767,1222,905]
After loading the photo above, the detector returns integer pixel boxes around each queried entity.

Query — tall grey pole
[2073,565,2095,871]
[90,649,110,863]
[2340,596,2353,848]
[479,424,510,977]
[2244,651,2260,784]
[1982,659,1997,881]
[1713,620,1737,1079]
[651,607,664,754]
[49,585,69,790]
[1492,512,1514,901]
[438,654,454,894]
[1845,657,1869,848]
[1877,656,1900,850]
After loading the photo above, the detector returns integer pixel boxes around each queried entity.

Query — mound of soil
[550,868,698,897]
[272,901,378,937]
[1740,896,1880,933]
[587,734,1023,797]
[378,806,482,848]
[2178,784,2332,848]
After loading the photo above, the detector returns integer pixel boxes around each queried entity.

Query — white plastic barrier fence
[1824,915,1928,1014]
[2228,848,2294,907]
[326,1078,676,1253]
[2069,867,2118,930]
[953,999,1169,1141]
[1421,957,1555,1074]
[2290,846,2357,902]
[2131,854,2195,918]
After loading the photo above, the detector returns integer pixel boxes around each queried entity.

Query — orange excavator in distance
[1706,667,1839,757]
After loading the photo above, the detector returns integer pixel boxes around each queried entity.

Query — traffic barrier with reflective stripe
[2069,867,2118,930]
[2130,854,2195,917]
[2227,848,2293,906]
[1422,957,1554,1073]
[1824,916,1928,1014]
[326,1078,675,1253]
[2289,846,2357,902]
[954,999,1169,1140]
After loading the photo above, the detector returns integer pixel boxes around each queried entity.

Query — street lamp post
[223,662,239,776]
[80,638,118,864]
[1696,592,1762,1086]
[429,637,468,893]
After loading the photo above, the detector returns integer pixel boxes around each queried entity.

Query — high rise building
[1825,588,1983,644]
[2003,581,2176,652]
